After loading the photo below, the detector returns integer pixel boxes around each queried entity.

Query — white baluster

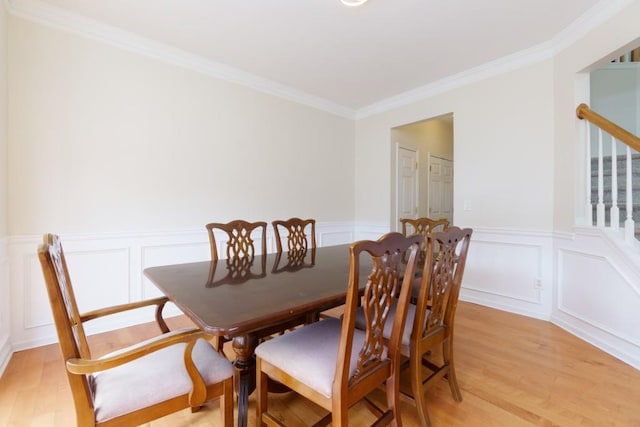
[611,136,619,229]
[597,129,605,227]
[585,121,593,225]
[625,145,635,242]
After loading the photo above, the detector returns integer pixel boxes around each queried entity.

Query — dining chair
[272,217,316,253]
[206,219,268,262]
[400,217,449,266]
[38,234,234,427]
[255,232,423,427]
[272,217,320,322]
[357,226,472,426]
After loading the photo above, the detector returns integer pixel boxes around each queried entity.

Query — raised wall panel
[0,238,11,376]
[459,228,553,319]
[6,225,640,374]
[553,229,640,370]
[464,240,542,303]
[141,242,209,299]
[559,250,640,345]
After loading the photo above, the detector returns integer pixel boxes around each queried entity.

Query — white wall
[590,64,640,156]
[355,60,555,230]
[353,1,640,370]
[4,15,358,365]
[0,1,9,375]
[551,0,640,369]
[4,0,640,374]
[8,16,356,235]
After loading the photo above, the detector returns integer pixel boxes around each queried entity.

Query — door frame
[395,143,419,232]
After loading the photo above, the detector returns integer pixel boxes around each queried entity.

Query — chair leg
[256,359,268,427]
[443,338,462,402]
[384,375,402,427]
[332,399,348,427]
[222,378,234,427]
[411,350,432,427]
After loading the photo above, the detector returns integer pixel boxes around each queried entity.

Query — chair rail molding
[6,223,357,355]
[3,223,640,374]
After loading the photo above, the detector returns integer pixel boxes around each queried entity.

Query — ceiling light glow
[340,0,369,6]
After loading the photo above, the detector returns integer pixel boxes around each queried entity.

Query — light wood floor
[1,302,639,426]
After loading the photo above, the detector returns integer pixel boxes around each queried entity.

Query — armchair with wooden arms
[255,232,423,427]
[38,234,234,427]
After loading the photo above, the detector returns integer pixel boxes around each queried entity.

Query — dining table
[143,243,371,427]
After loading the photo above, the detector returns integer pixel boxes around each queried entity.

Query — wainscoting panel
[0,238,11,376]
[140,241,210,300]
[459,228,553,320]
[8,223,356,353]
[6,225,639,373]
[554,228,640,369]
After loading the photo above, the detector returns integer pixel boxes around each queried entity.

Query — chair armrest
[80,296,170,333]
[66,327,208,375]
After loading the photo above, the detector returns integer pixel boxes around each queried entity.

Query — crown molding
[551,0,635,55]
[355,0,635,119]
[5,0,635,121]
[5,0,357,120]
[355,41,555,119]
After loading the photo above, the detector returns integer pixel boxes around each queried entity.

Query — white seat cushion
[92,334,233,423]
[255,318,370,399]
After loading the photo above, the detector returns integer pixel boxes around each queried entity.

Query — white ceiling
[12,0,622,116]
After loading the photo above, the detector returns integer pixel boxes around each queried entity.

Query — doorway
[391,114,454,231]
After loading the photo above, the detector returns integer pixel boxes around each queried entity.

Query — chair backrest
[206,220,267,262]
[337,232,422,395]
[37,234,95,418]
[400,217,450,265]
[272,217,316,253]
[414,226,472,342]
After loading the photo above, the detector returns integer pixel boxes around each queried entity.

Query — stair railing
[576,103,640,243]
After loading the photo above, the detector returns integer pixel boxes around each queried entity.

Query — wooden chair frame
[272,217,316,253]
[38,234,233,427]
[256,232,422,427]
[400,217,449,266]
[206,219,267,262]
[403,226,472,426]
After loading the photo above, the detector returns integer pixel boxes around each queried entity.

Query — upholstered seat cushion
[92,334,233,423]
[255,318,370,399]
[353,303,416,348]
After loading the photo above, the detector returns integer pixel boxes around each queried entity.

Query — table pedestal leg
[232,334,257,427]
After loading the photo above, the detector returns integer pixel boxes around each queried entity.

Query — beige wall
[554,1,640,230]
[0,4,6,236]
[8,17,355,235]
[355,60,555,230]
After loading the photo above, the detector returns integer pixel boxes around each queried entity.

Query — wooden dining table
[143,243,371,427]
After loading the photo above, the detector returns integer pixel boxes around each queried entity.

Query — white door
[397,146,418,230]
[428,155,453,224]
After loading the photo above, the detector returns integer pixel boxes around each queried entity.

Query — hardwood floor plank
[1,302,639,426]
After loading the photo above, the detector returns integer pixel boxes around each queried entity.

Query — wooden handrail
[576,103,640,152]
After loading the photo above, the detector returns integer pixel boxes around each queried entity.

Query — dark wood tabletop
[143,243,370,427]
[144,244,367,336]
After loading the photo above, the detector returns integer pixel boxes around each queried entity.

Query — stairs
[590,154,640,236]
